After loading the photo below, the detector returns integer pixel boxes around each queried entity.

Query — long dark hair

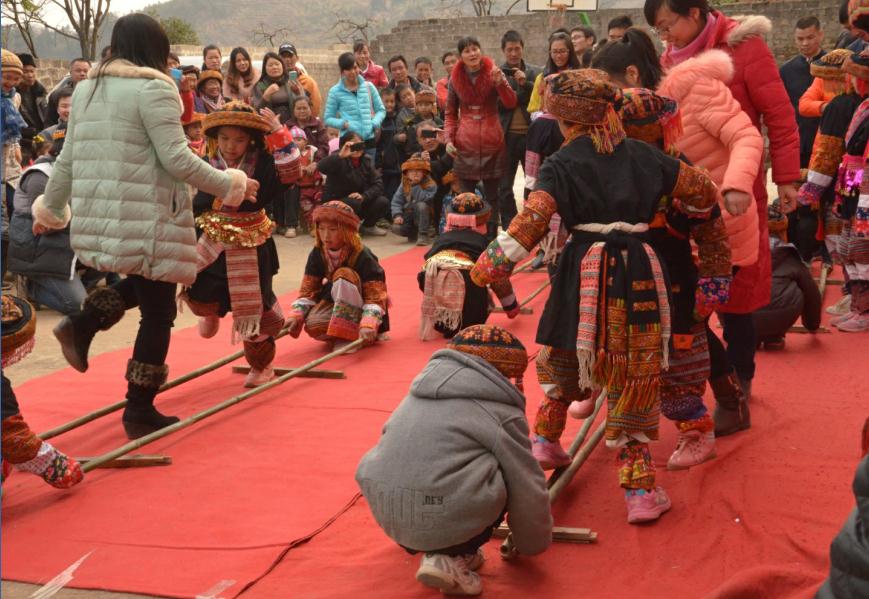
[592,28,663,90]
[226,46,254,90]
[259,52,288,85]
[545,32,581,76]
[88,13,169,105]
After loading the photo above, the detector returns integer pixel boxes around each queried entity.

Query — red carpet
[2,250,864,599]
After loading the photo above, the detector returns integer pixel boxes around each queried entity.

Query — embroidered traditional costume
[470,70,725,515]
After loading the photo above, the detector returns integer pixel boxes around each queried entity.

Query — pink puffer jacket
[658,49,764,267]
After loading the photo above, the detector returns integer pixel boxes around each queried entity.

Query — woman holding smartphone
[253,52,305,123]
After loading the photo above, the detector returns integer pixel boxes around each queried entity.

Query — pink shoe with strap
[667,430,717,470]
[532,437,571,470]
[625,487,672,524]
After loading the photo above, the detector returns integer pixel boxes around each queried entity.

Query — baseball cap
[279,43,297,56]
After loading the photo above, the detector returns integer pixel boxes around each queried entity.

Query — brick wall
[370,0,840,70]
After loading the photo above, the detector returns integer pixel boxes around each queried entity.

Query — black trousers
[496,132,525,229]
[342,195,389,228]
[402,512,505,557]
[708,312,757,382]
[273,187,300,228]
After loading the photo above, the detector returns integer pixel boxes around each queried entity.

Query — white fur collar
[726,15,772,47]
[87,59,175,86]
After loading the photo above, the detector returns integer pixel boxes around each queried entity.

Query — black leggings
[706,313,757,382]
[114,275,177,368]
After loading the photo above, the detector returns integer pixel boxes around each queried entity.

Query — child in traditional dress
[471,69,726,524]
[286,201,389,351]
[290,125,322,232]
[1,294,83,489]
[418,193,519,340]
[181,102,297,388]
[183,112,207,157]
[391,153,437,245]
[356,324,551,596]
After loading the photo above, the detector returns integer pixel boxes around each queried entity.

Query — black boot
[711,372,750,437]
[53,287,125,372]
[121,360,179,440]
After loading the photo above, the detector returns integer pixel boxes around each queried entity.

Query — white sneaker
[461,548,485,572]
[198,316,220,339]
[827,294,852,315]
[416,553,482,596]
[284,227,297,238]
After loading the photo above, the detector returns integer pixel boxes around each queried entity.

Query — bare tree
[330,12,379,44]
[439,0,496,17]
[1,0,45,57]
[250,22,294,48]
[32,0,112,61]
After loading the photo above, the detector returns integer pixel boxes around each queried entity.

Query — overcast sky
[42,0,155,27]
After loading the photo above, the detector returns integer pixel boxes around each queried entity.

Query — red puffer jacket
[663,13,801,313]
[444,56,517,181]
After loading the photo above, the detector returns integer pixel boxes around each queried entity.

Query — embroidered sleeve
[265,126,294,154]
[690,214,732,279]
[471,190,557,286]
[668,163,718,218]
[289,274,322,320]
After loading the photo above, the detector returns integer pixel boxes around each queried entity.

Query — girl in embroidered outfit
[287,96,329,159]
[223,47,259,104]
[800,54,869,332]
[181,102,297,388]
[182,112,207,157]
[418,193,520,340]
[1,294,83,489]
[194,69,226,115]
[286,201,389,352]
[471,69,726,524]
[290,125,323,232]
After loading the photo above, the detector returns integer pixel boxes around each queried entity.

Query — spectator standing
[223,46,259,103]
[497,30,540,230]
[355,41,389,89]
[39,88,72,141]
[279,43,322,116]
[201,44,222,72]
[570,26,596,66]
[837,0,858,49]
[387,55,423,92]
[436,51,459,112]
[194,69,226,114]
[414,56,435,88]
[15,53,47,165]
[443,36,517,238]
[527,32,581,114]
[607,15,634,42]
[780,16,826,169]
[44,58,90,127]
[253,52,301,123]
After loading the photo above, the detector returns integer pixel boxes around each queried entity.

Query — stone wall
[370,0,840,70]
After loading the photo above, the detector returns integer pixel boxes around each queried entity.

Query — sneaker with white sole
[831,311,857,327]
[284,227,297,238]
[415,553,482,596]
[244,365,274,388]
[625,487,672,524]
[460,548,485,572]
[826,294,852,316]
[667,430,716,470]
[836,313,869,332]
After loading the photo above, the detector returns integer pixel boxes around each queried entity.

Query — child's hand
[421,151,430,161]
[258,107,282,132]
[359,327,377,344]
[286,316,304,338]
[393,215,404,225]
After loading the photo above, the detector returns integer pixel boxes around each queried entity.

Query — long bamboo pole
[81,339,364,473]
[39,327,294,440]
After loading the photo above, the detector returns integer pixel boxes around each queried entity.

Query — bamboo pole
[39,327,294,440]
[80,339,364,473]
[548,390,606,489]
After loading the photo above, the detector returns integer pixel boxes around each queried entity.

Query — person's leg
[752,303,802,343]
[121,276,179,439]
[360,195,389,229]
[285,185,300,232]
[720,312,757,384]
[497,133,523,228]
[26,275,87,315]
[325,267,364,342]
[618,440,670,524]
[533,346,589,469]
[415,200,432,244]
[707,320,750,436]
[482,179,501,239]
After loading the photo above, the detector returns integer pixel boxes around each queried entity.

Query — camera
[350,142,365,152]
[420,129,438,139]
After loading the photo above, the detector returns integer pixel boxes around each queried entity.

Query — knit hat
[811,49,853,80]
[2,295,36,368]
[2,49,23,76]
[17,53,36,68]
[290,125,307,140]
[416,86,436,103]
[203,101,272,138]
[620,88,683,157]
[843,54,869,81]
[544,69,625,154]
[767,198,787,240]
[445,192,490,233]
[197,69,223,89]
[401,152,431,174]
[312,200,361,231]
[448,324,528,383]
[182,112,206,127]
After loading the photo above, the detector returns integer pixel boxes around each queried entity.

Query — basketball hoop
[549,2,569,29]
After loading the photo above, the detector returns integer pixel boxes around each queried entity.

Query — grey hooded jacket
[356,349,552,554]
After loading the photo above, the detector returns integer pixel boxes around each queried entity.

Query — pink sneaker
[198,316,220,339]
[244,365,275,388]
[532,437,571,470]
[836,313,869,332]
[667,430,717,470]
[831,311,857,327]
[568,399,595,419]
[626,487,672,523]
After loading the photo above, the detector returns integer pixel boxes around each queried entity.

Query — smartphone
[350,142,365,152]
[170,68,183,88]
[288,71,299,81]
[420,129,438,139]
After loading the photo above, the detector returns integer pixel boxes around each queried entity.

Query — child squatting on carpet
[417,192,520,340]
[356,324,552,596]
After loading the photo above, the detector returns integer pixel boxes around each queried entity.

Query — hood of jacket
[410,349,526,411]
[724,14,772,48]
[87,59,175,87]
[661,48,734,101]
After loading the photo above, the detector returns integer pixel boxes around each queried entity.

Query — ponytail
[592,27,663,90]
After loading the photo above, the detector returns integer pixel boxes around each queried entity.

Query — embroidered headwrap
[811,49,853,81]
[620,88,682,157]
[312,200,363,257]
[445,192,490,234]
[448,325,528,389]
[2,295,36,368]
[843,54,869,97]
[544,68,626,154]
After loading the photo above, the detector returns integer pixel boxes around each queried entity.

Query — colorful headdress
[843,54,869,96]
[448,324,528,384]
[767,198,787,241]
[203,101,272,138]
[197,69,223,88]
[811,49,853,80]
[401,152,431,174]
[182,112,206,128]
[1,49,23,76]
[312,200,361,231]
[2,295,36,368]
[620,88,683,157]
[415,86,437,103]
[850,0,869,28]
[289,125,307,140]
[544,69,625,154]
[445,193,490,234]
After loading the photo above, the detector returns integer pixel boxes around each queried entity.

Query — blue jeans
[27,275,87,315]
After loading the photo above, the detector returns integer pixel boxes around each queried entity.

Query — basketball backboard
[526,0,598,11]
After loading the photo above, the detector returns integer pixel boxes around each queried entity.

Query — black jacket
[753,241,822,336]
[18,82,47,132]
[779,51,825,169]
[318,153,385,203]
[498,60,541,135]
